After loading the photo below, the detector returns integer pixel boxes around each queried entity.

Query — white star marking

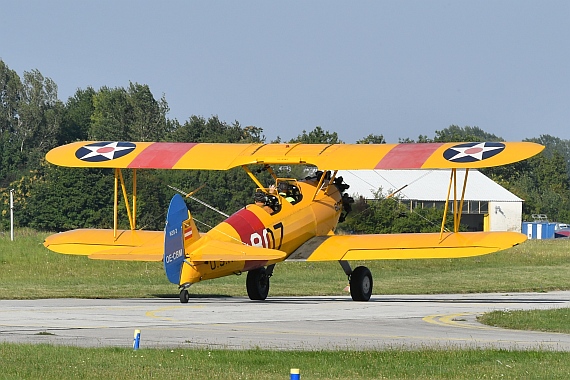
[446,143,503,161]
[78,142,134,161]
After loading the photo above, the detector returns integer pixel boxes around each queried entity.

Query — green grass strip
[1,344,570,379]
[479,308,570,334]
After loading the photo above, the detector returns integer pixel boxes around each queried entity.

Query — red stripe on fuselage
[375,143,444,169]
[128,143,198,169]
[225,209,270,271]
[225,209,266,244]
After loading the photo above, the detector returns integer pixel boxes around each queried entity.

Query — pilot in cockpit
[254,185,279,214]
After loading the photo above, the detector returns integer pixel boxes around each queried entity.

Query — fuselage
[178,177,344,285]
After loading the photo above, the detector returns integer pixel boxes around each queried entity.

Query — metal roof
[337,169,522,202]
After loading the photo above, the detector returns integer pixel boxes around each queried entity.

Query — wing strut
[311,170,329,201]
[242,165,266,190]
[324,170,339,195]
[113,168,138,238]
[440,168,469,240]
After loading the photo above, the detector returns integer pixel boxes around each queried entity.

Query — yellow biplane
[44,141,543,302]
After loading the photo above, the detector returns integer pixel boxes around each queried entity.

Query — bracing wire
[168,185,230,218]
[168,184,249,245]
[191,216,247,246]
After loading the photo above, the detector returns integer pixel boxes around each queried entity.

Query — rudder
[164,194,198,284]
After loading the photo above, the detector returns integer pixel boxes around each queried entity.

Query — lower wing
[44,229,286,262]
[286,231,526,261]
[44,229,164,261]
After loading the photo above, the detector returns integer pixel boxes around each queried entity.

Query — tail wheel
[246,267,270,300]
[180,289,190,303]
[350,266,373,302]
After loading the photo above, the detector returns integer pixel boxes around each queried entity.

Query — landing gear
[246,267,271,300]
[339,261,373,302]
[179,289,190,303]
[350,266,373,301]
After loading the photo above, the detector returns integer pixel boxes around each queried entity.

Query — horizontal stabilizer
[44,229,163,261]
[189,240,287,262]
[287,231,526,261]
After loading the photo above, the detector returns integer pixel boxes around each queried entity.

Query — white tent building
[337,169,523,232]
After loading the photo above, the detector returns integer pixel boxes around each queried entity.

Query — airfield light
[133,329,141,350]
[290,368,300,380]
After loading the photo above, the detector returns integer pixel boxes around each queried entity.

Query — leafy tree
[525,135,570,177]
[127,82,169,141]
[433,125,503,142]
[89,86,131,140]
[15,164,114,231]
[399,125,502,143]
[15,70,63,154]
[169,115,263,143]
[0,60,21,134]
[8,69,64,174]
[357,134,385,144]
[59,87,95,144]
[89,83,170,142]
[0,60,23,183]
[399,134,432,143]
[289,126,341,144]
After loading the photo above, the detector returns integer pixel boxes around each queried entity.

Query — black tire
[246,267,270,300]
[350,266,373,301]
[180,289,190,303]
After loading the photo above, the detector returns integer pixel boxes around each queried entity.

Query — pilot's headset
[278,181,291,195]
[254,191,268,204]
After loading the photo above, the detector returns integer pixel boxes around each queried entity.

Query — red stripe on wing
[375,143,444,169]
[127,142,198,169]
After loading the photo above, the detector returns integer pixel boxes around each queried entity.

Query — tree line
[1,60,569,233]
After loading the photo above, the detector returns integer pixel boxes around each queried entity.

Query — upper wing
[286,231,526,261]
[44,229,164,261]
[46,141,544,170]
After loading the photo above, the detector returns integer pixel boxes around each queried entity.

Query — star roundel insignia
[75,142,136,162]
[443,142,505,163]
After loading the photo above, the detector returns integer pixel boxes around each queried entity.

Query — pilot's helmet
[278,182,291,193]
[254,191,267,203]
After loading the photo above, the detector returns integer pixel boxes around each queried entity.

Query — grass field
[1,229,570,299]
[479,308,570,334]
[1,344,570,379]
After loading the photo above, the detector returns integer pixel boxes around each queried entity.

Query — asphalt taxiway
[1,292,570,350]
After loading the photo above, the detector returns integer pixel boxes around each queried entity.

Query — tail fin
[182,213,199,250]
[164,194,198,284]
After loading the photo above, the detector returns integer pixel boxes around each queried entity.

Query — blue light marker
[133,329,141,350]
[290,368,300,380]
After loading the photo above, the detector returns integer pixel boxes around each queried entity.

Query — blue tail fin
[164,194,190,284]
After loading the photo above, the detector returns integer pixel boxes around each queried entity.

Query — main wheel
[180,289,190,303]
[350,266,373,301]
[246,267,270,300]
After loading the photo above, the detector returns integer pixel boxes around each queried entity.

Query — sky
[1,1,569,143]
